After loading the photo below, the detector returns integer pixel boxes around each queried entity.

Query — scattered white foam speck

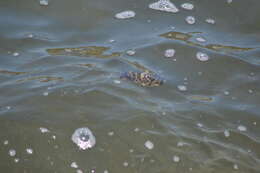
[173,155,180,162]
[6,106,11,110]
[233,164,238,170]
[185,16,195,24]
[224,130,230,137]
[181,3,194,10]
[205,18,215,24]
[76,169,83,173]
[224,91,230,95]
[13,52,19,57]
[248,89,253,93]
[39,0,48,6]
[108,131,114,136]
[177,141,185,147]
[71,127,96,150]
[177,85,187,91]
[149,0,179,13]
[196,52,209,61]
[164,49,175,58]
[196,37,206,42]
[9,149,16,157]
[14,158,19,163]
[28,34,34,38]
[145,140,154,150]
[3,140,9,145]
[26,148,33,154]
[104,170,109,173]
[71,162,78,169]
[197,123,203,128]
[227,0,233,4]
[115,10,136,19]
[113,80,121,84]
[123,161,129,167]
[134,127,140,132]
[39,127,50,133]
[237,125,247,132]
[43,92,49,96]
[126,50,136,56]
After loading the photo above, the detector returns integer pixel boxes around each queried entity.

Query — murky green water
[1,0,260,172]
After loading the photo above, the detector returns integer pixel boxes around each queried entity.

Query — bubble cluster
[115,11,136,19]
[71,127,96,150]
[149,0,179,13]
[196,52,209,61]
[185,16,195,24]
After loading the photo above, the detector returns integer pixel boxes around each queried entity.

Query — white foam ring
[149,0,179,13]
[71,127,96,150]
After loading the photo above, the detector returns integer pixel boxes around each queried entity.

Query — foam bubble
[164,49,175,58]
[196,52,209,61]
[113,80,121,84]
[149,0,179,13]
[144,140,154,150]
[115,11,136,19]
[9,149,16,157]
[43,92,49,96]
[181,3,194,10]
[71,127,96,150]
[185,16,195,24]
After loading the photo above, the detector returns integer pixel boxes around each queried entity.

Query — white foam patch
[149,0,179,13]
[115,11,136,19]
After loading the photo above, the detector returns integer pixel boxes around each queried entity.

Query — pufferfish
[120,71,164,87]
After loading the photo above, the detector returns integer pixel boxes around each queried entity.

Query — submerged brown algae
[47,46,121,58]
